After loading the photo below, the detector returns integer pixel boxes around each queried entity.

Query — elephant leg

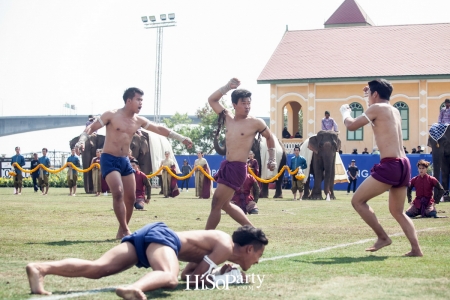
[310,159,324,200]
[260,183,269,198]
[303,176,311,199]
[273,177,283,198]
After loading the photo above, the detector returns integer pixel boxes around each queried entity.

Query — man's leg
[351,176,392,252]
[205,183,253,230]
[116,243,179,299]
[27,242,138,295]
[122,174,136,225]
[105,171,132,239]
[352,179,357,193]
[347,180,351,194]
[388,187,423,256]
[291,179,297,200]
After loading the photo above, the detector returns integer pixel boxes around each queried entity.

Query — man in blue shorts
[75,88,193,239]
[26,223,268,299]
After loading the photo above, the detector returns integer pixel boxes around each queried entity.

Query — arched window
[347,102,363,140]
[393,102,409,140]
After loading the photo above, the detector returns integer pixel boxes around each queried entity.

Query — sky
[0,0,449,156]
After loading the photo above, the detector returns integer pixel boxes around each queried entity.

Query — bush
[0,170,84,188]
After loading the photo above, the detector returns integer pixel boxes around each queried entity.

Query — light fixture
[149,15,156,22]
[141,16,148,23]
[168,13,175,20]
[160,14,167,21]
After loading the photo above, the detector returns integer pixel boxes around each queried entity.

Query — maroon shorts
[214,160,247,192]
[370,157,411,188]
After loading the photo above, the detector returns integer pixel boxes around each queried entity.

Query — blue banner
[174,154,433,191]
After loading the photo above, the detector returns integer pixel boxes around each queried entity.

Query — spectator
[160,151,178,198]
[403,146,409,154]
[438,98,450,124]
[282,127,291,138]
[91,149,102,196]
[338,150,343,155]
[66,148,81,196]
[231,174,260,214]
[406,160,444,218]
[11,146,25,195]
[416,146,424,154]
[131,159,151,210]
[351,148,358,155]
[371,147,380,155]
[247,151,259,177]
[38,148,51,195]
[30,153,41,192]
[347,159,359,195]
[294,132,302,138]
[411,148,417,154]
[289,145,307,201]
[321,111,338,132]
[194,151,212,199]
[180,159,192,192]
[362,147,369,154]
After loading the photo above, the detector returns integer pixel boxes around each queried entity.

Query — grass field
[1,187,449,300]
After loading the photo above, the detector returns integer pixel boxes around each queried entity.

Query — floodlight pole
[143,18,176,124]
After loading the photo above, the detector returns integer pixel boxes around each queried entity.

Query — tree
[162,100,232,155]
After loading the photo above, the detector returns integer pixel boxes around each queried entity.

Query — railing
[282,138,303,153]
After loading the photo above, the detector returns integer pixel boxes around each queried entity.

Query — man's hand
[340,104,352,123]
[267,159,276,171]
[219,78,241,95]
[75,143,84,155]
[182,138,193,149]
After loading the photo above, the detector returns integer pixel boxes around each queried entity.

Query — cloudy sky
[0,0,448,154]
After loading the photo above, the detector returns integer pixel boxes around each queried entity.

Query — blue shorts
[121,222,181,268]
[100,153,134,179]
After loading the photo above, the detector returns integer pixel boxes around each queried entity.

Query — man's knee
[165,273,179,289]
[111,187,124,200]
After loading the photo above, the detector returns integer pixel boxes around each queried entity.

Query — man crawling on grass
[26,223,267,300]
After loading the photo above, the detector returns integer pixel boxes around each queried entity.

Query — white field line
[29,226,446,299]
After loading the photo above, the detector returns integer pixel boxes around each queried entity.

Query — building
[258,0,450,153]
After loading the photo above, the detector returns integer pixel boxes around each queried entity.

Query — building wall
[271,80,450,154]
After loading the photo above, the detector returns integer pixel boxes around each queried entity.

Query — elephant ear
[308,136,320,154]
[332,132,341,152]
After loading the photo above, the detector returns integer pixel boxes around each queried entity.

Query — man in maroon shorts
[340,79,423,256]
[207,78,277,230]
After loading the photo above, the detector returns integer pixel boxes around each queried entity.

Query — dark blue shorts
[100,153,134,179]
[121,222,181,268]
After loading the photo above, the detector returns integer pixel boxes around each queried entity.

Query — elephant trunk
[213,136,227,156]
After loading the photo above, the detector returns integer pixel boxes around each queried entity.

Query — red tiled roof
[257,23,450,82]
[325,0,374,26]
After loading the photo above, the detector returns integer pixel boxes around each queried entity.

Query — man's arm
[208,78,240,115]
[140,116,193,149]
[433,180,445,203]
[321,119,326,130]
[300,158,307,170]
[20,156,25,167]
[76,113,108,153]
[438,110,444,123]
[253,180,260,203]
[340,105,374,131]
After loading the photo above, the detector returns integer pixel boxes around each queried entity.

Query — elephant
[303,130,341,200]
[70,130,179,194]
[428,126,450,202]
[213,135,287,198]
[69,134,106,194]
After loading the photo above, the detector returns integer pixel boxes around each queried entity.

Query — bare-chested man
[340,79,423,256]
[75,88,192,239]
[26,223,267,300]
[207,78,276,230]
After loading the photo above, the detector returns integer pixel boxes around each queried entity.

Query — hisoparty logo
[185,273,265,290]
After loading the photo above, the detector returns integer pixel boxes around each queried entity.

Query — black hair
[231,89,252,105]
[42,148,48,152]
[130,159,139,165]
[325,111,330,115]
[123,87,144,104]
[294,145,300,151]
[417,159,430,168]
[368,79,393,100]
[232,225,268,250]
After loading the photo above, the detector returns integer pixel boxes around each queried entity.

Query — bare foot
[365,237,392,252]
[116,286,147,300]
[404,250,423,257]
[26,263,51,295]
[116,228,132,240]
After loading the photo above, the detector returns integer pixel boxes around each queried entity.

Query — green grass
[0,187,449,300]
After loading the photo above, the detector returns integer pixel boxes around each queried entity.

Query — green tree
[162,100,232,155]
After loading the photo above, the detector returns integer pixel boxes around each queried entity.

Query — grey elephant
[428,127,450,202]
[303,130,341,200]
[214,136,287,198]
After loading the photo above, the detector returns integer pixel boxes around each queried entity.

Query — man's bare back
[177,230,233,263]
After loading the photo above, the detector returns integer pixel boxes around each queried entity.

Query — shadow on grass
[293,255,388,264]
[26,239,117,246]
